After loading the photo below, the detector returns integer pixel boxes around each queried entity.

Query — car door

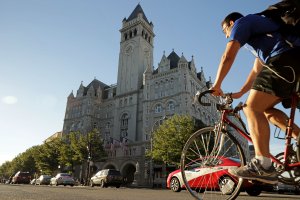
[94,171,102,185]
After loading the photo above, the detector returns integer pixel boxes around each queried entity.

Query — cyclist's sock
[255,156,272,170]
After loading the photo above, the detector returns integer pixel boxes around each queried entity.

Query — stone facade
[62,4,249,187]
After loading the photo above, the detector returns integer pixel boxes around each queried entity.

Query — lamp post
[149,116,167,188]
[85,132,92,186]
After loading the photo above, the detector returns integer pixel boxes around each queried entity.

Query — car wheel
[100,180,105,188]
[218,176,236,195]
[116,184,121,188]
[170,177,181,192]
[245,186,262,196]
[55,181,59,186]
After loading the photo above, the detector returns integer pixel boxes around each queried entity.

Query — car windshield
[108,170,121,175]
[186,157,222,170]
[228,157,241,163]
[18,172,30,176]
[60,173,71,177]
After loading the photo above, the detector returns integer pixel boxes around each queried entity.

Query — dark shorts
[252,47,300,103]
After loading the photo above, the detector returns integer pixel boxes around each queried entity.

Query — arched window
[167,101,175,111]
[121,113,129,127]
[155,104,162,113]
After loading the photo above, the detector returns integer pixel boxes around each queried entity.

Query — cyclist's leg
[228,89,279,184]
[244,89,280,158]
[265,107,300,139]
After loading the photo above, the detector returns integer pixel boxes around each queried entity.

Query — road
[0,184,299,200]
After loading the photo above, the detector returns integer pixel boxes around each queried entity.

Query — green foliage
[0,129,107,178]
[151,114,196,166]
[34,138,62,175]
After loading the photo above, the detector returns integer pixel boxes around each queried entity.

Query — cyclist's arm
[231,57,263,99]
[211,40,240,96]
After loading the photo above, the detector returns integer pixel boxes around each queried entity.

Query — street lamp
[149,116,167,187]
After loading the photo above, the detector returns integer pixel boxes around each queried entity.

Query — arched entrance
[102,162,117,170]
[121,163,136,185]
[103,164,116,169]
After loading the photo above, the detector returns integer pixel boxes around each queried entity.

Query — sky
[0,0,290,166]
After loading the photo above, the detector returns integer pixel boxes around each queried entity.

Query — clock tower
[116,4,154,95]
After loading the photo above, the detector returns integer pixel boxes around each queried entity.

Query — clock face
[125,45,133,55]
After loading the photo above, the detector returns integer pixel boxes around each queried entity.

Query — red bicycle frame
[220,92,300,171]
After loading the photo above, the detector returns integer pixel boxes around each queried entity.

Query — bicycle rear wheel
[181,126,246,200]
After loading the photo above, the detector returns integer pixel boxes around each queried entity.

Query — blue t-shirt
[229,14,300,63]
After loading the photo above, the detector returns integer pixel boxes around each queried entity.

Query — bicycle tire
[181,126,246,200]
[275,152,300,185]
[297,133,300,165]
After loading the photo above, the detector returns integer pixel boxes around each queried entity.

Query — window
[93,122,97,129]
[155,104,162,113]
[121,113,129,127]
[167,101,175,111]
[106,122,110,129]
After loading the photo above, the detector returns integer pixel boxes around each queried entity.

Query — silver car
[50,173,75,186]
[36,175,52,185]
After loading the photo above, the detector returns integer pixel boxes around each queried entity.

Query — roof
[84,79,108,95]
[126,4,150,24]
[167,51,180,69]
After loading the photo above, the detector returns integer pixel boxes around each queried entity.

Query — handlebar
[195,90,244,113]
[195,90,214,106]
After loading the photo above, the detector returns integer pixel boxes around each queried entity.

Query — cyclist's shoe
[228,158,278,184]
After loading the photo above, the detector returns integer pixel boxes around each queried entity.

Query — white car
[50,173,75,186]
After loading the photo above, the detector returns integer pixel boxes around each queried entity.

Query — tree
[150,114,196,166]
[33,139,62,175]
[56,129,107,177]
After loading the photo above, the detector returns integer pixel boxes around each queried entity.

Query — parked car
[167,157,261,196]
[90,169,123,188]
[50,173,75,186]
[36,175,52,185]
[11,171,31,184]
[274,182,300,194]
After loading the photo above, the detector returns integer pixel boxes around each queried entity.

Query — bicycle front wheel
[181,126,246,200]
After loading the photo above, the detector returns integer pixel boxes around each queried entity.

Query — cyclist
[210,12,300,184]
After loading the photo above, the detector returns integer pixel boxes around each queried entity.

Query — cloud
[2,96,18,105]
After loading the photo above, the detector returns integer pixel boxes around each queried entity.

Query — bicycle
[180,87,300,200]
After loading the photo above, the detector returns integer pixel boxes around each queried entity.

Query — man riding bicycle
[210,12,300,184]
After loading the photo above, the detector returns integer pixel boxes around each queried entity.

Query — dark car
[11,171,31,184]
[90,169,123,188]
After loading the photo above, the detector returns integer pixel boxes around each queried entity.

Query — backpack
[257,0,300,37]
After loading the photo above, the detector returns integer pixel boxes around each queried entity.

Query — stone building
[62,4,249,187]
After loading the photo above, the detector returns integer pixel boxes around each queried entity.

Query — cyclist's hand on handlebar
[209,85,223,96]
